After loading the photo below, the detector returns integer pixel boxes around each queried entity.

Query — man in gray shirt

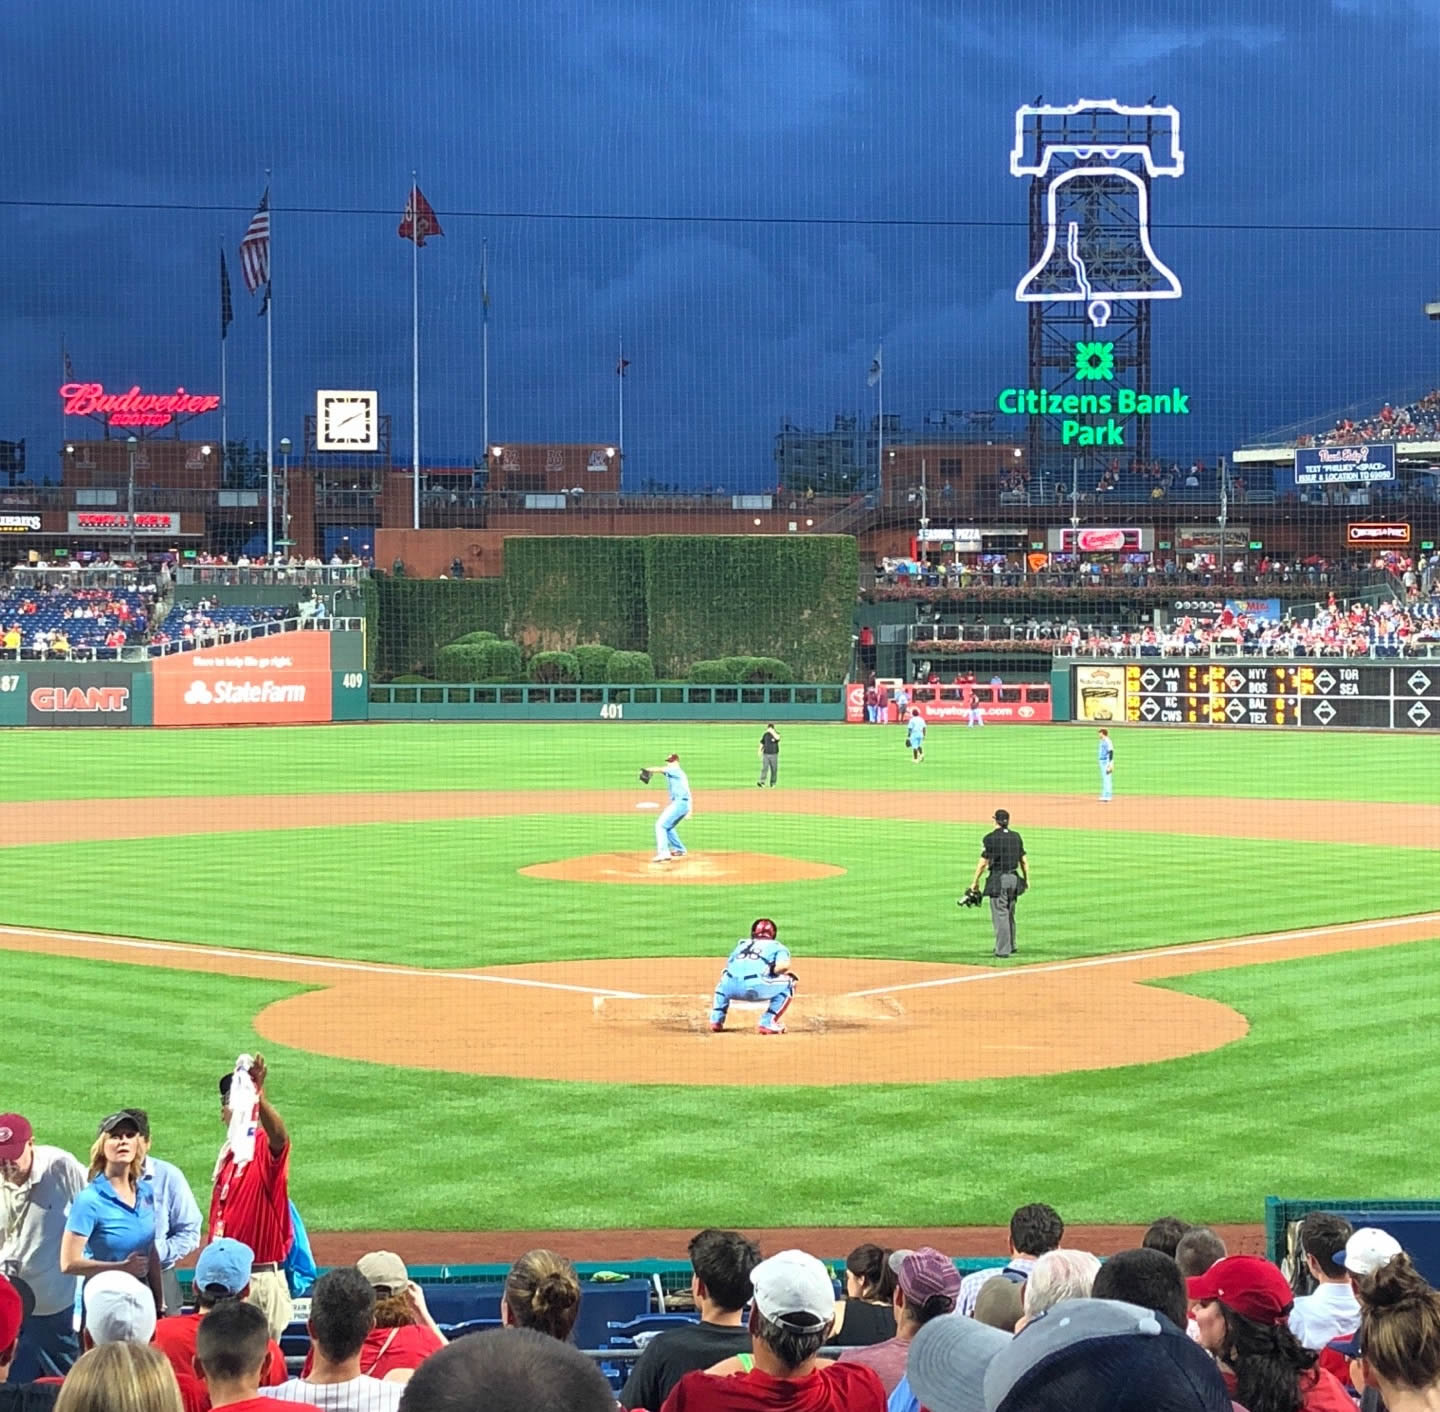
[0,1115,87,1379]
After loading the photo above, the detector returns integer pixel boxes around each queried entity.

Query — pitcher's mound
[520,852,845,885]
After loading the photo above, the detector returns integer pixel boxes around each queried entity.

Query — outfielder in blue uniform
[645,753,691,861]
[709,918,795,1034]
[906,707,927,763]
[1098,728,1114,801]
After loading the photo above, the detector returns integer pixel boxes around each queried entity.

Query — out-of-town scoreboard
[1073,661,1440,729]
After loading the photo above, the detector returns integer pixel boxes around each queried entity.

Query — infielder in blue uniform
[643,753,691,861]
[906,706,927,762]
[709,918,795,1034]
[1098,728,1114,801]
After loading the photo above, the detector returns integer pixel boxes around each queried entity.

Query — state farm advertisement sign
[152,631,333,725]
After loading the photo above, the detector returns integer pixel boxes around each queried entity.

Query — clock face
[316,390,378,451]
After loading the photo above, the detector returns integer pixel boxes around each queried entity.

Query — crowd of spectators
[0,586,152,659]
[151,602,300,652]
[1061,592,1440,659]
[872,552,1415,595]
[1296,390,1440,447]
[13,1149,1440,1412]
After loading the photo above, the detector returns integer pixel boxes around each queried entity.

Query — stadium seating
[0,587,151,658]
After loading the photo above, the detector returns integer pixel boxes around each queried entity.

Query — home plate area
[592,990,906,1034]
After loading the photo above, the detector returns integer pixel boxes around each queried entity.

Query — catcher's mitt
[958,888,983,908]
[638,768,652,784]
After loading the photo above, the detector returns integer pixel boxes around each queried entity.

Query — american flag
[239,190,270,295]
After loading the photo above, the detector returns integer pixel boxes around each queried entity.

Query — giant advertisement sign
[151,631,333,726]
[68,512,179,536]
[1294,444,1396,485]
[26,671,133,726]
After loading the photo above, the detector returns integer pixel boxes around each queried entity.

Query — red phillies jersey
[661,1363,886,1412]
[207,1137,292,1264]
[154,1312,288,1403]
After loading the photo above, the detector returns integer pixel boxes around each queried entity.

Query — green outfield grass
[3,820,1437,968]
[3,721,1437,1230]
[0,720,1436,802]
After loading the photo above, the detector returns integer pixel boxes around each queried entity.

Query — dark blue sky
[5,0,1440,486]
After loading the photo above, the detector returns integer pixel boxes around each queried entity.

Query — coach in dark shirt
[620,1229,759,1409]
[969,808,1028,958]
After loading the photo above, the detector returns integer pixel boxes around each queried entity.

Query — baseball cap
[889,1247,962,1306]
[993,809,1010,825]
[0,1115,33,1163]
[0,1276,21,1356]
[195,1238,254,1296]
[750,1250,835,1327]
[357,1250,409,1293]
[907,1313,1011,1412]
[98,1109,149,1138]
[665,753,679,763]
[983,1298,1232,1412]
[1186,1255,1293,1326]
[83,1271,157,1345]
[1335,1227,1404,1276]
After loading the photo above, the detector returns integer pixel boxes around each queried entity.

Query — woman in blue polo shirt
[60,1111,164,1313]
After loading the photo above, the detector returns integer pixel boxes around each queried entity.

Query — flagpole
[618,334,625,455]
[412,173,420,532]
[481,237,490,459]
[220,245,228,473]
[265,170,274,558]
[875,339,884,491]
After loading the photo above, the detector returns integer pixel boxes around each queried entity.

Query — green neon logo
[1074,341,1115,382]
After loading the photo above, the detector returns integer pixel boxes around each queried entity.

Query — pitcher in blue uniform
[709,918,795,1035]
[1098,728,1114,801]
[644,753,692,861]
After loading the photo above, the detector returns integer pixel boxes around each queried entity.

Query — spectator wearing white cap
[0,1114,87,1381]
[1288,1213,1360,1351]
[836,1249,960,1394]
[153,1241,287,1409]
[81,1272,157,1349]
[661,1250,885,1411]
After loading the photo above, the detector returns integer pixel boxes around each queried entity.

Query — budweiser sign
[59,382,221,428]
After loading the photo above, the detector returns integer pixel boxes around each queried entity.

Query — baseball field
[3,720,1437,1242]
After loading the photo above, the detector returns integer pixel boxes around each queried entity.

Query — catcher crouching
[709,918,796,1035]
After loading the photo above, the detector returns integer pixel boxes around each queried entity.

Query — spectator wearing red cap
[1188,1256,1352,1412]
[0,1273,22,1382]
[0,1115,87,1381]
[836,1248,960,1394]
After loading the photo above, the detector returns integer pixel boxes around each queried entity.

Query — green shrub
[389,673,434,684]
[606,650,656,683]
[573,644,617,682]
[688,656,792,683]
[434,639,523,682]
[528,651,581,683]
[453,630,498,644]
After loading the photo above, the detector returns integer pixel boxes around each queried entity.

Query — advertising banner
[1175,525,1249,552]
[1047,526,1155,553]
[1226,598,1282,619]
[1074,664,1126,721]
[845,683,1052,724]
[1295,443,1396,485]
[26,671,133,726]
[68,511,179,536]
[0,515,41,533]
[1346,521,1410,546]
[151,631,333,725]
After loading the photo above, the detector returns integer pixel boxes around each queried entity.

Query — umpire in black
[966,808,1028,957]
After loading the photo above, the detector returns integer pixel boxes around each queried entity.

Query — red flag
[399,185,444,246]
[616,356,630,377]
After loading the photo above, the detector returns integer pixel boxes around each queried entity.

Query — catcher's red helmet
[751,918,777,940]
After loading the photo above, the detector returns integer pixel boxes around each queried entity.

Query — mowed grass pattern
[3,721,1437,1228]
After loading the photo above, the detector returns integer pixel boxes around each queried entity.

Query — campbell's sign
[1047,526,1155,553]
[151,632,333,725]
[60,382,220,429]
